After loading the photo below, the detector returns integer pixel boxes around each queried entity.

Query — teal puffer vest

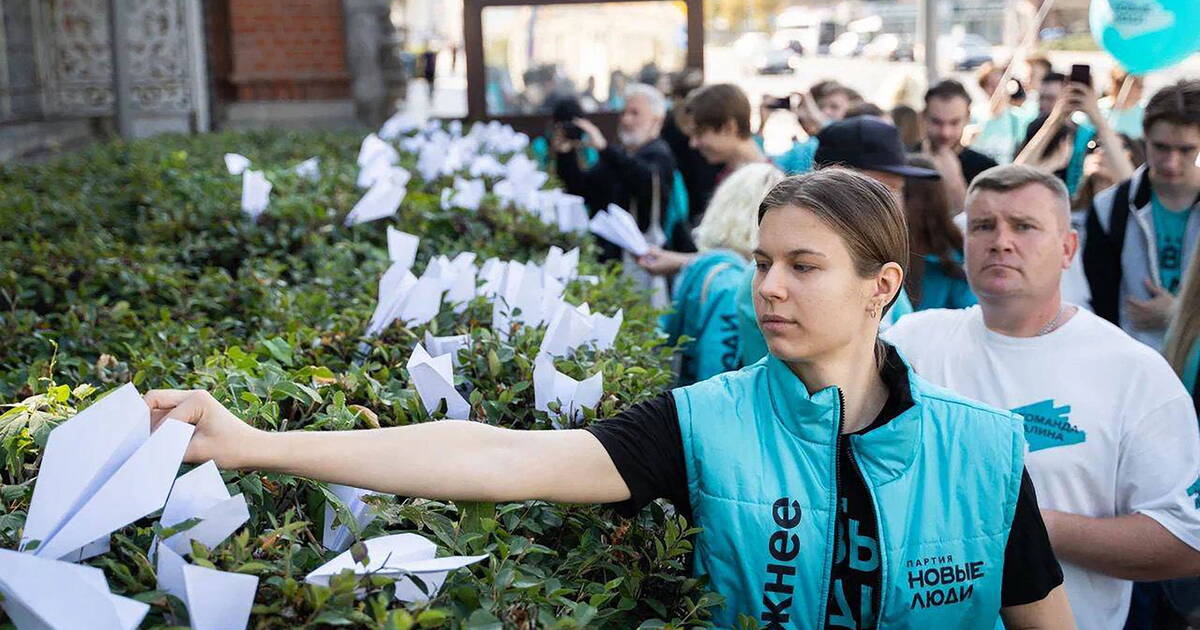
[672,352,1025,629]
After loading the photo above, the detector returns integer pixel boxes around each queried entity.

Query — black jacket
[661,110,722,229]
[556,138,686,256]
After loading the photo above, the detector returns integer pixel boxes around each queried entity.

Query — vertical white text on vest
[761,497,803,629]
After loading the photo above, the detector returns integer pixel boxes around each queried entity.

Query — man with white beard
[553,83,685,256]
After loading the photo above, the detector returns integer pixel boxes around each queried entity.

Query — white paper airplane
[533,355,603,429]
[156,461,249,557]
[156,543,257,630]
[21,383,194,562]
[407,343,470,420]
[0,549,149,630]
[305,533,486,603]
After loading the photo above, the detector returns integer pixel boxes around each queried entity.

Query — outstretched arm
[145,389,632,504]
[1000,585,1076,630]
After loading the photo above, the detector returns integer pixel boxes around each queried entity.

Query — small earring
[869,304,881,319]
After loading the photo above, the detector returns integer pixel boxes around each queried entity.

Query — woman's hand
[144,389,266,469]
[637,246,694,276]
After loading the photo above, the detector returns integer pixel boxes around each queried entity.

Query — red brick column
[227,0,351,101]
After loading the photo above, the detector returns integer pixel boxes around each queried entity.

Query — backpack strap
[1083,178,1133,324]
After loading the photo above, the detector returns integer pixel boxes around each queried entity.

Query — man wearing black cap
[813,115,941,197]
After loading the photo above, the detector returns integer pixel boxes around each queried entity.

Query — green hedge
[0,129,724,628]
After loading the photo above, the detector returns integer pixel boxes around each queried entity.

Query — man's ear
[719,118,740,138]
[1063,228,1080,270]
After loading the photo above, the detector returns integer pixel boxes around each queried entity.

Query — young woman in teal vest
[146,169,1074,629]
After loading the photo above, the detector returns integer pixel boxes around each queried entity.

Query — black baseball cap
[814,116,940,179]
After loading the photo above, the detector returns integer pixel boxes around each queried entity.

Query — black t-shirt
[584,349,1063,627]
[958,147,999,187]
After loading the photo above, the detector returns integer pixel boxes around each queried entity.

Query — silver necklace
[1035,304,1068,336]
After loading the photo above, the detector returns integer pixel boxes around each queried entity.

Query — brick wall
[226,0,351,101]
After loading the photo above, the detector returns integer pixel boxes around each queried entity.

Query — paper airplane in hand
[305,533,486,603]
[589,204,649,256]
[21,383,194,561]
[322,484,390,552]
[0,549,149,630]
[156,543,257,630]
[241,170,272,219]
[407,343,470,419]
[156,461,249,557]
[533,355,603,428]
[224,153,250,175]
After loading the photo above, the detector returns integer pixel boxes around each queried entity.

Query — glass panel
[481,2,688,116]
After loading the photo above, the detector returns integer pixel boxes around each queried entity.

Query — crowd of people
[149,60,1199,629]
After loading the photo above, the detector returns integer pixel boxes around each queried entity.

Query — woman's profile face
[752,205,880,364]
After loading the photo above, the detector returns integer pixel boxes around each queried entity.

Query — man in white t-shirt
[885,164,1200,630]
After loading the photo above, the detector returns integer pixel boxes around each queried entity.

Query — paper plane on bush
[294,157,321,182]
[305,533,486,603]
[0,548,149,630]
[533,355,603,428]
[224,153,250,175]
[322,484,389,552]
[346,168,409,226]
[387,226,419,269]
[241,170,272,219]
[156,543,257,630]
[156,460,249,557]
[407,343,470,420]
[424,332,470,367]
[379,112,420,140]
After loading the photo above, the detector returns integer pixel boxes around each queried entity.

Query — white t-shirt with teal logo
[884,306,1200,630]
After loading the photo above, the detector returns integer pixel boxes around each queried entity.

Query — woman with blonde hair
[638,162,786,383]
[1165,249,1200,412]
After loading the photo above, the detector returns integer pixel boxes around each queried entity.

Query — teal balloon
[1089,0,1200,74]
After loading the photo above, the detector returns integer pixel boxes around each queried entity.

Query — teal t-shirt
[1151,192,1192,294]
